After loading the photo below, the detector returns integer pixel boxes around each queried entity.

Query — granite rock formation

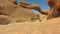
[31,0,60,19]
[0,0,40,24]
[8,0,17,5]
[47,0,60,19]
[18,1,31,9]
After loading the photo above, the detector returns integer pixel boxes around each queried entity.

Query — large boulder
[0,15,11,25]
[48,0,60,8]
[47,0,60,19]
[0,0,40,22]
[48,0,55,8]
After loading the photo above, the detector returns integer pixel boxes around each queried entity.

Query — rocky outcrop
[18,1,31,9]
[47,0,60,19]
[0,0,40,23]
[31,4,41,11]
[0,15,11,25]
[48,0,60,8]
[8,0,16,3]
[31,4,48,15]
[48,0,55,8]
[18,2,48,16]
[14,0,60,19]
[31,0,60,19]
[8,0,17,5]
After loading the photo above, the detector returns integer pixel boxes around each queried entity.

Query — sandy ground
[0,22,41,34]
[0,17,60,34]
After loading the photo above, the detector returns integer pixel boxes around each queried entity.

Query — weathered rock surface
[8,0,17,4]
[31,0,60,19]
[0,15,11,25]
[18,1,31,9]
[0,0,40,22]
[48,0,60,8]
[47,0,60,19]
[8,0,16,3]
[0,0,60,34]
[32,4,41,11]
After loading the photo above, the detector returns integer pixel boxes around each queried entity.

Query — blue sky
[16,0,50,14]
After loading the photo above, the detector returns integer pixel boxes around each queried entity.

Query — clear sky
[16,0,50,14]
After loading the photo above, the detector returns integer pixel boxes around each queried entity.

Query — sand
[0,18,60,34]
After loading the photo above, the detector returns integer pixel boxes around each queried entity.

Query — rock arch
[18,0,60,19]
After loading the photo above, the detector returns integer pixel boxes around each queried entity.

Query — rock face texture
[0,0,40,23]
[8,0,16,3]
[48,0,55,8]
[8,0,17,5]
[0,15,11,25]
[0,0,60,34]
[18,1,31,9]
[32,4,41,11]
[47,0,60,19]
[18,2,42,11]
[48,0,60,8]
[18,2,41,10]
[30,0,60,19]
[31,4,48,15]
[18,1,48,16]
